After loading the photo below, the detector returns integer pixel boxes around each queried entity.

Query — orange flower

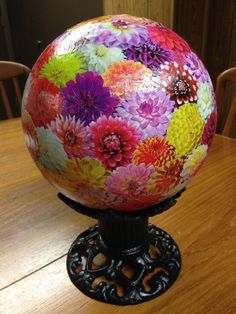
[148,159,184,195]
[133,137,175,169]
[102,60,152,98]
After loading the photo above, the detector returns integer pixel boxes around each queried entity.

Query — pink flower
[106,163,154,198]
[75,186,125,209]
[50,115,89,158]
[116,90,175,139]
[201,111,217,147]
[90,116,140,170]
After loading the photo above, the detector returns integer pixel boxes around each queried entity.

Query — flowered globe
[22,15,217,212]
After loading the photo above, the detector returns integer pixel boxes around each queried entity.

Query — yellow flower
[166,103,204,157]
[181,144,208,177]
[65,157,110,189]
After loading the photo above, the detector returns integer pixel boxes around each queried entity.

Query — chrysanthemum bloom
[116,194,163,212]
[26,78,61,128]
[90,15,148,48]
[80,43,125,74]
[40,52,86,87]
[107,163,154,198]
[75,186,125,209]
[36,127,67,172]
[185,52,209,83]
[160,62,198,106]
[90,116,140,170]
[201,111,217,146]
[32,42,58,80]
[148,25,191,63]
[102,60,152,99]
[65,157,110,189]
[124,40,172,73]
[166,103,204,157]
[148,159,184,195]
[197,83,214,120]
[62,72,118,126]
[181,144,208,177]
[133,137,175,169]
[22,111,39,161]
[50,115,89,159]
[116,90,175,139]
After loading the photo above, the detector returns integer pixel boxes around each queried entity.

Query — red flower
[160,62,198,106]
[148,25,190,63]
[133,137,175,169]
[26,78,61,127]
[201,111,217,147]
[90,116,140,170]
[116,194,163,211]
[32,42,57,80]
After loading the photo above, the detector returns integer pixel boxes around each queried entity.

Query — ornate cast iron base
[58,191,183,305]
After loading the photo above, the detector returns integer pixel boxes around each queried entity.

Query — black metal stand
[58,191,184,305]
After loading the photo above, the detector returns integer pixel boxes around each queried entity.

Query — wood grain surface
[0,118,236,313]
[103,0,174,28]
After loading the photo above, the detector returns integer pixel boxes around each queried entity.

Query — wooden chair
[215,67,236,137]
[0,61,31,118]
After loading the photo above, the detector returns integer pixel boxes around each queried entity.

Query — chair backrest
[0,61,31,119]
[215,67,236,137]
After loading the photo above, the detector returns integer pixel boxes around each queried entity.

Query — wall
[7,0,103,67]
[103,0,174,28]
[174,0,236,136]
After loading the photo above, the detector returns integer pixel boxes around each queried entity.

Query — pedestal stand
[58,191,183,305]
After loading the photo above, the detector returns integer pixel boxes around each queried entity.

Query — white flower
[80,43,125,74]
[36,127,67,172]
[197,83,213,120]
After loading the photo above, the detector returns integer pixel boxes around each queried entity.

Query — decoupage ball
[22,15,217,211]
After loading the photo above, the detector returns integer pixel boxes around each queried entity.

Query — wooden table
[0,118,236,314]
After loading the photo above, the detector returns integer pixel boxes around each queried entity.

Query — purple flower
[116,91,175,139]
[61,72,118,126]
[90,18,148,48]
[124,40,172,73]
[185,52,209,83]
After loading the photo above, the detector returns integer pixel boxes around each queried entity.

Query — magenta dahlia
[89,116,140,170]
[201,111,217,147]
[61,72,118,126]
